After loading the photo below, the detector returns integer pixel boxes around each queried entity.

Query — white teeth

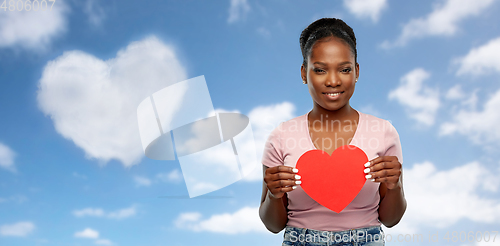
[326,93,340,96]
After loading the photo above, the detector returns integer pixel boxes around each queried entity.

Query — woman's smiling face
[301,36,359,113]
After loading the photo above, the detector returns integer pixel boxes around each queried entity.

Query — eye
[341,67,352,73]
[313,68,326,74]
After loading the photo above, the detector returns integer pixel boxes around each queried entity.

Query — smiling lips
[323,91,344,100]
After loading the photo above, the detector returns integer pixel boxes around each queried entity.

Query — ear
[355,63,360,82]
[301,64,307,84]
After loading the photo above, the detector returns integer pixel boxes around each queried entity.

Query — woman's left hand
[364,156,402,190]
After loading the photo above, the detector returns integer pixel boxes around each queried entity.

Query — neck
[310,103,355,122]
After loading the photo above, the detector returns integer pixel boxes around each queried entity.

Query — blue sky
[1,0,500,245]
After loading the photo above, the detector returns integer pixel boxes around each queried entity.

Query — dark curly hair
[300,18,357,67]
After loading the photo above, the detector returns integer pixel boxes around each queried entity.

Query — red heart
[296,145,368,213]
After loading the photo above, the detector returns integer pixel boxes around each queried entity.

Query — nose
[325,72,341,87]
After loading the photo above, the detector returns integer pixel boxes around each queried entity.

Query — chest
[308,122,358,155]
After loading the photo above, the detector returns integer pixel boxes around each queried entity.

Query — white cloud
[74,228,99,239]
[174,206,268,234]
[445,84,465,100]
[74,228,115,245]
[95,239,114,245]
[73,172,88,179]
[387,161,500,235]
[37,36,187,167]
[464,89,480,109]
[116,102,294,196]
[388,68,440,126]
[476,241,500,246]
[455,37,500,76]
[73,205,136,219]
[0,1,68,50]
[382,0,495,48]
[134,176,152,187]
[343,0,388,22]
[162,102,295,194]
[175,212,202,226]
[256,27,271,38]
[156,169,183,183]
[91,101,293,197]
[84,0,106,27]
[174,115,227,156]
[447,87,480,111]
[227,0,250,24]
[0,142,16,172]
[176,110,244,195]
[73,208,105,217]
[247,102,296,152]
[107,206,136,219]
[440,88,500,145]
[0,222,35,237]
[243,102,296,181]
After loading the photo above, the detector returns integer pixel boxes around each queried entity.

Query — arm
[366,156,406,227]
[378,169,406,227]
[259,165,298,233]
[375,121,406,227]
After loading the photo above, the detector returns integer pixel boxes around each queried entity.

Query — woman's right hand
[264,166,301,199]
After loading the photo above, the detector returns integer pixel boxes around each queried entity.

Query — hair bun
[300,18,357,66]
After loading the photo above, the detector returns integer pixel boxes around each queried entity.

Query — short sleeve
[383,121,403,164]
[261,122,285,168]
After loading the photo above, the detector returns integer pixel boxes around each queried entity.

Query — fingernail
[292,168,299,173]
[370,179,375,182]
[295,180,302,185]
[365,174,372,179]
[295,175,301,179]
[364,162,371,167]
[364,168,370,173]
[292,186,297,189]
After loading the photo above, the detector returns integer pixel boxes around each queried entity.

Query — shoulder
[283,112,307,127]
[269,112,308,135]
[358,110,398,133]
[261,113,308,166]
[358,110,390,125]
[358,111,404,161]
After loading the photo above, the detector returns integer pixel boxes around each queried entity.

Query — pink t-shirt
[261,110,403,231]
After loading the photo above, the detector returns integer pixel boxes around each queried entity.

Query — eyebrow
[313,61,353,66]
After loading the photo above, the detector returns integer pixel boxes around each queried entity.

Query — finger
[367,167,401,179]
[264,170,301,187]
[367,160,400,173]
[371,175,400,186]
[266,165,299,175]
[270,184,298,197]
[269,179,301,190]
[364,155,386,170]
[367,156,399,167]
[366,169,400,183]
[365,156,383,168]
[270,172,301,182]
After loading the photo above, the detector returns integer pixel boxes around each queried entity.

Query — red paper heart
[296,145,368,213]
